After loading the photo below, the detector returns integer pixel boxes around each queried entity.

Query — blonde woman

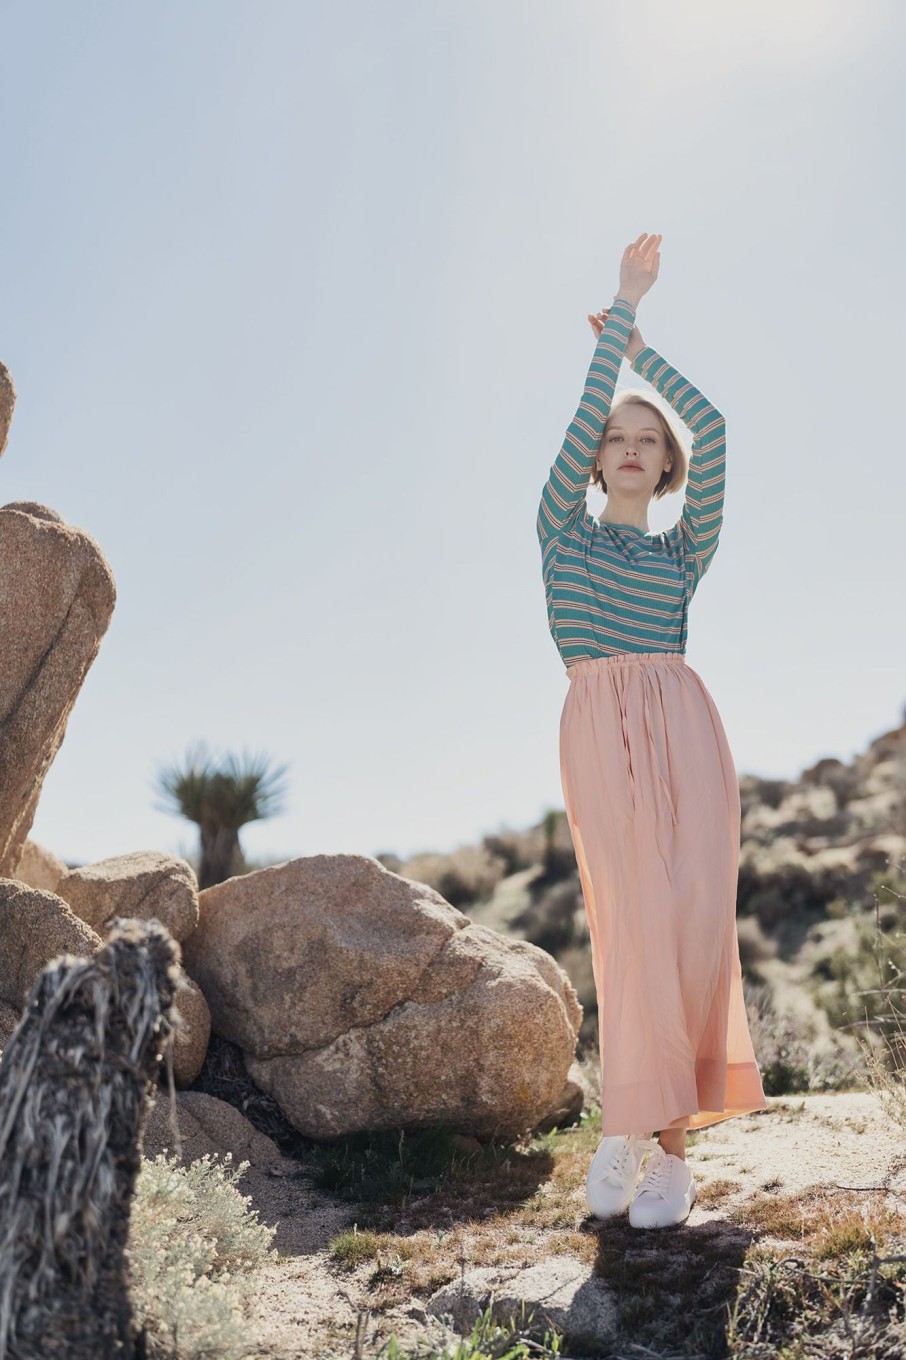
[537,233,768,1230]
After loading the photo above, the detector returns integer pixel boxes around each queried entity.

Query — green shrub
[128,1152,277,1359]
[375,1301,565,1357]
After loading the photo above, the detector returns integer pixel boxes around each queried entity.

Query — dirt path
[243,1089,906,1358]
[690,1090,906,1213]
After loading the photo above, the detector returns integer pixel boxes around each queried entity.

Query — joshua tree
[154,742,289,888]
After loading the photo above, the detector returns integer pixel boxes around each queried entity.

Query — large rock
[0,502,116,875]
[172,972,211,1088]
[182,854,582,1141]
[0,877,206,1083]
[57,850,199,942]
[426,1257,618,1350]
[0,878,102,1009]
[12,838,68,893]
[533,1059,593,1134]
[142,1090,285,1170]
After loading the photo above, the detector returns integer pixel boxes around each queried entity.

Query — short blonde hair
[591,390,689,500]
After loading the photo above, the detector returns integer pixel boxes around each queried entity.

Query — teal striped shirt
[536,296,726,667]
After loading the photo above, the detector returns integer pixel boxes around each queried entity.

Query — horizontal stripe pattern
[536,298,727,667]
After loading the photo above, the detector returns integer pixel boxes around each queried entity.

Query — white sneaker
[628,1142,697,1228]
[585,1132,658,1219]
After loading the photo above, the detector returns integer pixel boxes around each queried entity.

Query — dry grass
[317,1078,906,1358]
[731,1183,906,1255]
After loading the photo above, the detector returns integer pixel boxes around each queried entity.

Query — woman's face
[597,407,671,495]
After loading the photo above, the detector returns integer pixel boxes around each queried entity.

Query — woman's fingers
[626,232,662,257]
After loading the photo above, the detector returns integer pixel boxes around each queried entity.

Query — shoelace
[601,1136,656,1188]
[636,1147,674,1199]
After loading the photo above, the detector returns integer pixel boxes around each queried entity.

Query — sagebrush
[128,1151,277,1360]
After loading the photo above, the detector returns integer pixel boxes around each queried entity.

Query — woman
[536,233,768,1231]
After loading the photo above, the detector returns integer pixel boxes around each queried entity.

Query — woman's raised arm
[630,344,726,594]
[536,295,638,546]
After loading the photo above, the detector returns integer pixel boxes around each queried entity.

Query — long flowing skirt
[559,650,768,1135]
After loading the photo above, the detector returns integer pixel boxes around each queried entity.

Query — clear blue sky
[2,1,904,868]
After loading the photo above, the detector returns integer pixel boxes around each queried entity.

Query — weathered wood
[0,919,180,1359]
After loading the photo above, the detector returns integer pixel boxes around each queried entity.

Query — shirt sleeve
[629,345,726,594]
[536,296,638,546]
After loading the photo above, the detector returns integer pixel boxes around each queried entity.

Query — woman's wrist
[614,291,641,310]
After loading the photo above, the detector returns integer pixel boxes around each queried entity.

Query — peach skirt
[559,651,768,1136]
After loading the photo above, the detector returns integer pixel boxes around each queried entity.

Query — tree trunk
[0,919,180,1359]
[199,820,240,888]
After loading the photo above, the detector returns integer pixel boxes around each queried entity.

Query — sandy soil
[241,1089,906,1358]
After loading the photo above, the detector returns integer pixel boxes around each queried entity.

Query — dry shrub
[511,879,582,955]
[128,1151,277,1360]
[481,827,544,875]
[745,978,865,1095]
[809,912,906,1072]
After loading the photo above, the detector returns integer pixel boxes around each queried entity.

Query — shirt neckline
[597,518,659,537]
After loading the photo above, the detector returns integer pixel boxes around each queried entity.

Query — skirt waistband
[566,651,686,678]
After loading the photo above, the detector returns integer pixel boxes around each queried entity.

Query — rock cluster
[183,854,582,1140]
[0,361,584,1141]
[0,872,210,1087]
[6,840,584,1137]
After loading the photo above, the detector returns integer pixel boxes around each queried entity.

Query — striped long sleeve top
[536,296,726,668]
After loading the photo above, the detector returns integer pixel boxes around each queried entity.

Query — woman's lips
[621,464,643,471]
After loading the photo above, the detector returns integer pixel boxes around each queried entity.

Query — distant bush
[128,1152,277,1360]
[808,915,906,1073]
[740,776,793,812]
[375,851,405,873]
[536,809,577,884]
[511,879,582,956]
[734,913,776,967]
[800,757,861,811]
[482,827,544,875]
[399,845,508,908]
[745,979,863,1095]
[737,860,848,928]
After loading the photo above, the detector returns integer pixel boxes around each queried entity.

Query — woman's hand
[587,232,660,358]
[588,309,645,363]
[616,232,661,308]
